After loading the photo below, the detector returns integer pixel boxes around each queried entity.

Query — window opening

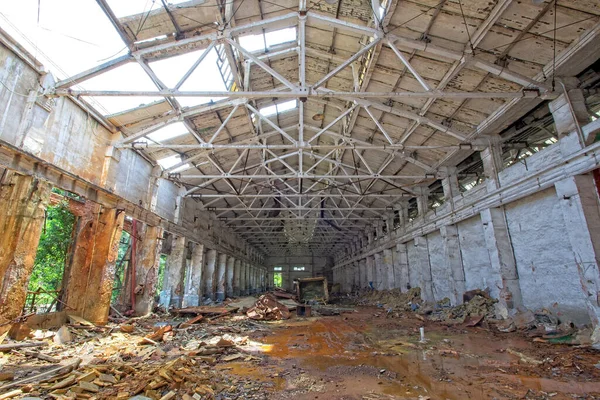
[156,254,168,296]
[273,272,283,288]
[112,230,132,304]
[293,266,305,271]
[273,266,282,271]
[239,27,297,53]
[25,197,76,314]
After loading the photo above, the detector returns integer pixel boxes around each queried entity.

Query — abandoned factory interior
[2,0,600,398]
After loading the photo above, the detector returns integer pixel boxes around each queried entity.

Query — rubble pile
[246,294,290,321]
[352,287,423,312]
[0,310,275,399]
[428,294,497,324]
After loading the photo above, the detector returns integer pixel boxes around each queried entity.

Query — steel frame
[54,0,559,255]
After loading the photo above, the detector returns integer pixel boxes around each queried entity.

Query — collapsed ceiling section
[35,0,600,255]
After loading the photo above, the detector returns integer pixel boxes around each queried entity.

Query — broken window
[25,194,76,314]
[293,266,305,271]
[273,266,282,271]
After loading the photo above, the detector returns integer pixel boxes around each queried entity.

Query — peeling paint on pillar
[183,243,204,307]
[134,224,163,316]
[204,249,217,300]
[383,248,394,290]
[159,235,186,308]
[0,173,51,331]
[63,206,125,325]
[394,243,409,292]
[216,253,227,301]
[226,256,234,298]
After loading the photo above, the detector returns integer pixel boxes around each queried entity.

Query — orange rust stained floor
[231,307,600,399]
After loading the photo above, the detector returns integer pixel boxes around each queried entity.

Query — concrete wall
[505,187,589,323]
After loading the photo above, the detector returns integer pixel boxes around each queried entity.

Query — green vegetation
[273,272,283,288]
[28,201,76,293]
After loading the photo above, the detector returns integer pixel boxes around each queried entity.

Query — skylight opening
[257,100,297,118]
[157,154,183,170]
[147,122,187,142]
[239,27,297,53]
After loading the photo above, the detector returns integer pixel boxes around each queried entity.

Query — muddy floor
[2,306,600,399]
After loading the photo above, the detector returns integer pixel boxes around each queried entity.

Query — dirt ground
[1,305,600,399]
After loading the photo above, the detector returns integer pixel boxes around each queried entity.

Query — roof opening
[239,27,297,53]
[259,100,297,117]
[147,122,187,142]
[157,154,189,172]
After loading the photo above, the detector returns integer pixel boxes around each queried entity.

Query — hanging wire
[552,0,558,91]
[458,0,475,54]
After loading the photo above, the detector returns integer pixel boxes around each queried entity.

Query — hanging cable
[552,0,558,91]
[458,0,475,54]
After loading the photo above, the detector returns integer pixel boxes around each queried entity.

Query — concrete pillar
[415,186,429,217]
[375,221,383,240]
[374,252,383,290]
[134,224,164,316]
[414,236,434,301]
[159,235,187,308]
[182,242,204,307]
[383,248,395,290]
[394,242,409,291]
[0,173,51,331]
[240,261,248,295]
[441,225,466,305]
[216,253,227,301]
[367,229,374,245]
[549,78,589,140]
[481,134,504,190]
[233,259,241,296]
[226,256,235,298]
[481,207,523,311]
[555,174,600,344]
[441,166,461,209]
[366,255,375,289]
[386,213,394,236]
[360,258,368,289]
[204,249,217,300]
[63,206,125,324]
[396,199,409,227]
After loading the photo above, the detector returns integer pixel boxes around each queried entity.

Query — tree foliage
[28,202,76,292]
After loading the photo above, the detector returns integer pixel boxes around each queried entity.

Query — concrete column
[441,166,461,209]
[226,256,235,298]
[481,134,504,190]
[374,252,383,290]
[182,242,204,307]
[383,248,395,290]
[134,224,164,316]
[375,221,383,240]
[555,174,600,344]
[0,173,51,331]
[481,207,523,311]
[159,235,187,308]
[204,249,217,300]
[441,225,466,305]
[233,259,241,296]
[240,261,248,295]
[360,258,368,289]
[394,242,409,291]
[353,262,360,291]
[415,186,429,217]
[216,253,227,301]
[549,78,589,140]
[366,255,375,289]
[386,213,394,236]
[63,206,125,324]
[414,236,434,301]
[396,199,409,227]
[367,228,374,245]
